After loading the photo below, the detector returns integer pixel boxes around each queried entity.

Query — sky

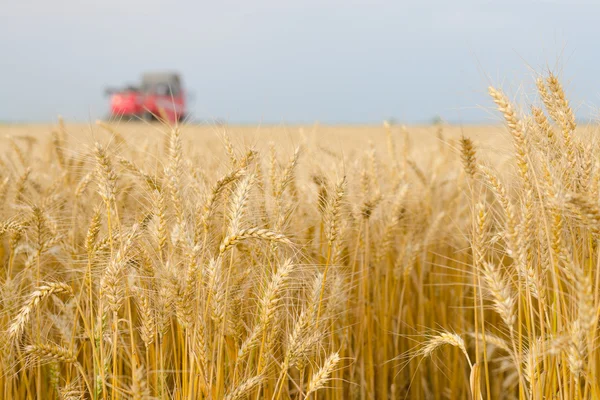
[2,0,600,124]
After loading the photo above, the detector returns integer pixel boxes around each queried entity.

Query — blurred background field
[0,122,512,160]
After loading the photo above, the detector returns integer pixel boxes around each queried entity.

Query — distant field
[0,122,513,162]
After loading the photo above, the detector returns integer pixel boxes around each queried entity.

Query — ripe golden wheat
[1,70,600,399]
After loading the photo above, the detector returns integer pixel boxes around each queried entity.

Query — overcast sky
[2,1,600,124]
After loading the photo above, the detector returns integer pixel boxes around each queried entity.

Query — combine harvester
[106,72,187,123]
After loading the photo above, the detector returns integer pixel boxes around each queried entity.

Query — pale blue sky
[2,1,600,124]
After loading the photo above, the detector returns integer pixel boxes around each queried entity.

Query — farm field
[0,122,510,156]
[2,75,600,399]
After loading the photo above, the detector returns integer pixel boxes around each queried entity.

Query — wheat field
[1,72,600,399]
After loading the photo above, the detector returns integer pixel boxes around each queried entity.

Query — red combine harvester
[106,72,186,123]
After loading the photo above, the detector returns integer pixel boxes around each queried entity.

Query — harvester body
[107,72,186,122]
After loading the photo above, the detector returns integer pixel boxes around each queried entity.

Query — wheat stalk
[9,283,73,341]
[305,352,340,399]
[24,343,76,364]
[219,227,291,254]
